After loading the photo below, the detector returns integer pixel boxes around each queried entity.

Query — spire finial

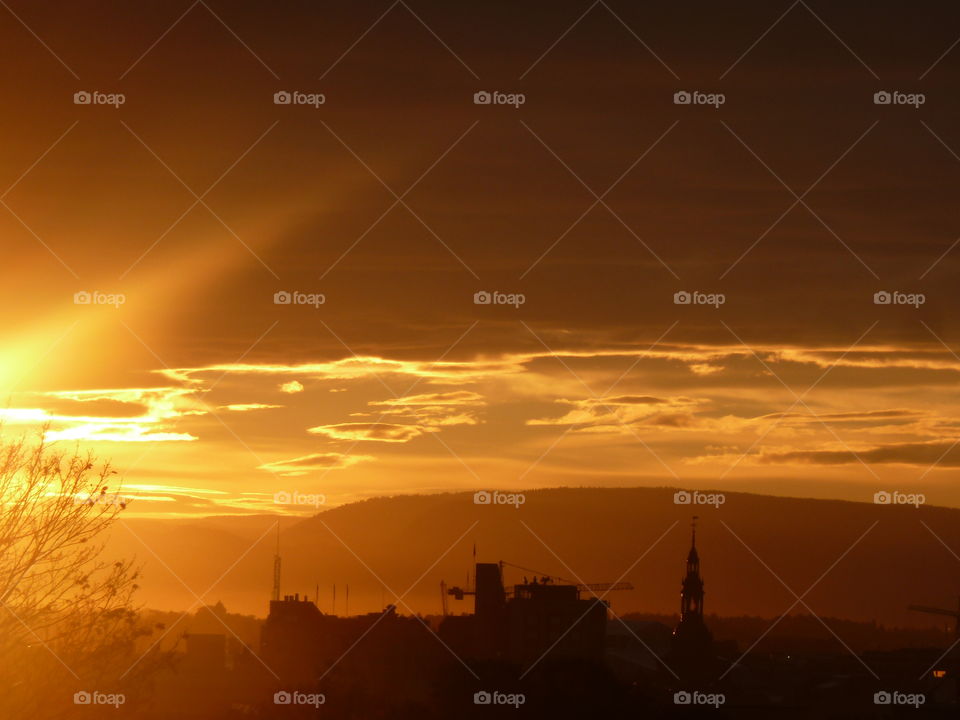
[691,515,699,547]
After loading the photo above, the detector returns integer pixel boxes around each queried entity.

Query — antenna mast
[272,522,281,602]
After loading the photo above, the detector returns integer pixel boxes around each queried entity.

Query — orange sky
[3,0,960,517]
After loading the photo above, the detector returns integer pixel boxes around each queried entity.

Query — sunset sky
[4,0,960,517]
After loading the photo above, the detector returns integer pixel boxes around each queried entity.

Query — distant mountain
[107,488,960,631]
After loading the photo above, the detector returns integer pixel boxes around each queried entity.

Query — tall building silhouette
[669,517,715,682]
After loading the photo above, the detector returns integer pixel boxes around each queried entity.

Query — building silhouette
[439,561,609,665]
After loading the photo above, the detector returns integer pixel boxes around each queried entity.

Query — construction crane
[909,597,960,639]
[442,559,633,615]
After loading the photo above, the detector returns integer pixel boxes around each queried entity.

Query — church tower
[680,519,704,621]
[670,516,715,682]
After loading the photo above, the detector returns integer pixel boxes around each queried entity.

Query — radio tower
[272,522,281,601]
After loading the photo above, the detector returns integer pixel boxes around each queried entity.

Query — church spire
[680,515,704,620]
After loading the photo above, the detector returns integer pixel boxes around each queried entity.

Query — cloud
[280,380,304,394]
[308,422,425,443]
[528,395,704,432]
[366,390,485,429]
[258,452,372,476]
[760,441,960,467]
[218,403,282,412]
[0,387,205,443]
